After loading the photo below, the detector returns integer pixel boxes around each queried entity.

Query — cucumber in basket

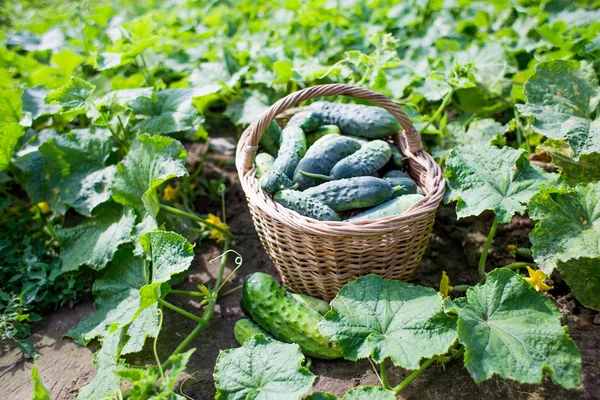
[287,110,322,132]
[306,124,340,147]
[272,126,307,179]
[242,272,342,359]
[254,152,274,179]
[308,101,400,139]
[329,140,392,179]
[347,194,424,221]
[259,121,281,156]
[384,174,419,198]
[259,170,296,194]
[388,144,404,169]
[274,189,341,221]
[303,176,393,212]
[293,136,362,189]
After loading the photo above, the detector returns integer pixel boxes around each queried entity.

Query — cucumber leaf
[445,144,557,223]
[517,60,600,160]
[556,257,600,311]
[120,304,160,355]
[45,77,95,112]
[319,274,457,370]
[529,182,600,274]
[0,123,25,171]
[445,268,581,389]
[31,358,52,400]
[306,387,395,400]
[140,230,194,283]
[539,139,600,186]
[213,335,316,400]
[22,87,61,121]
[0,88,23,124]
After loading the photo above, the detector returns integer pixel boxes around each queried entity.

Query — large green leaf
[445,144,557,223]
[0,123,25,171]
[539,139,600,186]
[319,274,457,369]
[529,182,600,274]
[0,88,23,124]
[306,387,395,400]
[111,134,187,217]
[140,230,195,283]
[57,205,136,272]
[120,304,160,355]
[214,335,316,400]
[224,90,270,126]
[38,128,115,216]
[445,268,581,389]
[517,60,600,159]
[557,257,600,311]
[45,77,95,112]
[22,87,61,121]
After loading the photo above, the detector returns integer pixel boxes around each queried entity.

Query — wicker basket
[236,84,445,300]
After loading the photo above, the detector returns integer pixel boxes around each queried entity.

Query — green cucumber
[384,170,410,179]
[386,176,418,198]
[330,140,392,179]
[254,153,274,179]
[308,101,400,139]
[307,125,340,147]
[234,318,273,345]
[293,136,362,189]
[274,189,341,221]
[259,170,296,194]
[346,194,424,221]
[388,144,404,169]
[242,272,342,359]
[272,126,307,179]
[287,111,322,132]
[290,293,330,316]
[259,121,281,156]
[303,176,393,212]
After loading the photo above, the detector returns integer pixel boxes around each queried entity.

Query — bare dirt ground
[1,158,598,400]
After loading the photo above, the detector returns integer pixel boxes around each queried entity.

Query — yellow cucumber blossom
[37,202,51,214]
[439,271,451,298]
[206,213,229,242]
[162,185,179,202]
[524,266,553,292]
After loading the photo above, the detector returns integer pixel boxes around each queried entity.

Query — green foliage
[307,387,396,400]
[31,358,52,400]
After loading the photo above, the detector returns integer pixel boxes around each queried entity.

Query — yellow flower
[506,244,517,257]
[206,213,229,242]
[162,185,179,202]
[524,266,553,292]
[37,202,51,214]
[439,271,451,298]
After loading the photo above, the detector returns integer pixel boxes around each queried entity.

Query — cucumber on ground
[346,194,424,221]
[234,318,273,345]
[242,272,342,359]
[307,125,340,147]
[384,170,410,179]
[274,189,341,221]
[287,110,322,132]
[385,176,418,198]
[290,293,330,316]
[293,136,362,189]
[254,153,274,179]
[272,126,307,179]
[303,176,393,212]
[259,170,296,194]
[308,101,400,139]
[330,140,391,179]
[259,121,281,156]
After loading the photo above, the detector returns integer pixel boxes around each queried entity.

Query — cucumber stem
[503,262,536,270]
[393,358,435,395]
[159,204,234,239]
[169,290,204,297]
[157,298,203,324]
[420,89,454,134]
[478,216,498,277]
[379,362,392,390]
[298,170,332,181]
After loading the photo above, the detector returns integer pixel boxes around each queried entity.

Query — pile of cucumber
[254,101,424,221]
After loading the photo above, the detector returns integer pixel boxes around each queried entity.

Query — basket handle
[238,83,423,174]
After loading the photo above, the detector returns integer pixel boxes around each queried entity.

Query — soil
[1,153,598,400]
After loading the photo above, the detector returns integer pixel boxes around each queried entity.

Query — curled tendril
[209,249,243,269]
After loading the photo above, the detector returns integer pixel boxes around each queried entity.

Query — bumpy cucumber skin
[384,170,410,179]
[303,176,393,212]
[259,121,282,156]
[347,194,424,221]
[254,153,274,179]
[272,126,307,179]
[274,189,341,221]
[308,101,400,139]
[293,136,362,189]
[259,170,296,194]
[291,293,330,316]
[386,176,418,198]
[388,144,404,169]
[242,272,342,359]
[234,318,273,345]
[287,111,322,132]
[307,125,340,147]
[330,140,392,179]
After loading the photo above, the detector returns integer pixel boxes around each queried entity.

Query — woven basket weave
[236,84,445,300]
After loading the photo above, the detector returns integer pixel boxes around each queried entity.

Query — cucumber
[242,272,342,359]
[274,189,341,221]
[234,318,273,345]
[303,177,393,212]
[384,170,410,179]
[290,293,330,316]
[388,144,404,169]
[385,176,418,198]
[308,101,401,139]
[293,136,362,189]
[287,111,322,132]
[346,194,424,221]
[259,121,281,156]
[259,170,296,194]
[307,125,340,147]
[330,140,391,179]
[254,153,274,179]
[272,126,307,179]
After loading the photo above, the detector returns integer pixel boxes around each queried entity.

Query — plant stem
[169,290,203,297]
[420,89,454,133]
[35,205,59,244]
[478,216,498,277]
[218,285,243,299]
[379,362,391,390]
[159,205,234,239]
[503,262,536,270]
[157,298,203,324]
[393,358,436,395]
[514,108,523,148]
